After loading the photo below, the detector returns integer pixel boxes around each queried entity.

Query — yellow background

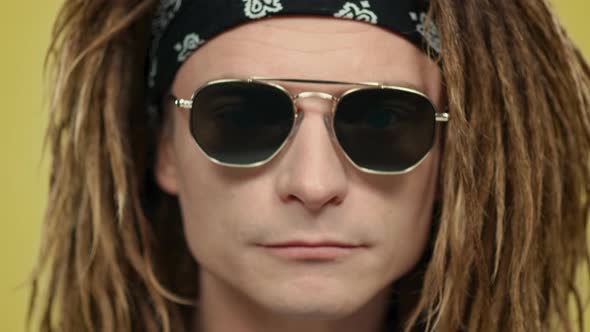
[0,1,588,331]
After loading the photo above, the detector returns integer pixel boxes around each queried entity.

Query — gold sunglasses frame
[170,77,449,175]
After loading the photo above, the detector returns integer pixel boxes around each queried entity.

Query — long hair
[29,0,590,331]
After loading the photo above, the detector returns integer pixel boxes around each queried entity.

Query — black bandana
[146,0,440,114]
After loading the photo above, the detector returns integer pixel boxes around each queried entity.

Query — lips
[258,240,367,260]
[262,241,363,248]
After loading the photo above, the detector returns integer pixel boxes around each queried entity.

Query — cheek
[171,127,273,267]
[364,151,439,279]
[175,165,224,265]
[379,203,433,280]
[171,123,232,263]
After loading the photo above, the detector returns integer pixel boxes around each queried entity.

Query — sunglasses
[169,77,449,175]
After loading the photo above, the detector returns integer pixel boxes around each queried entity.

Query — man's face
[156,17,443,320]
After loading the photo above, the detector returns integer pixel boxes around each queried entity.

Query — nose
[274,97,349,212]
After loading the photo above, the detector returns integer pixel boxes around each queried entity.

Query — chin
[249,282,381,320]
[266,299,361,321]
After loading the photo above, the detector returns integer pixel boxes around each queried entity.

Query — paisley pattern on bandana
[174,33,206,62]
[243,0,284,19]
[148,59,158,88]
[334,1,378,24]
[152,0,183,37]
[409,11,441,53]
[148,0,183,88]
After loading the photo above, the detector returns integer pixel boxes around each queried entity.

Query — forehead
[171,16,440,98]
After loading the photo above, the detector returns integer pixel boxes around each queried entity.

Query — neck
[191,270,395,332]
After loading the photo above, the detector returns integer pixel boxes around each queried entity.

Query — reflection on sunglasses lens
[334,88,435,172]
[191,82,294,165]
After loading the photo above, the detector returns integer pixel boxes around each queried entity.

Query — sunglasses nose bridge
[293,90,337,117]
[293,91,336,102]
[292,91,338,135]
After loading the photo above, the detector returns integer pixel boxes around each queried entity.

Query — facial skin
[155,17,443,332]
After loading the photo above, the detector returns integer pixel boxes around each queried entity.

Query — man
[30,0,590,331]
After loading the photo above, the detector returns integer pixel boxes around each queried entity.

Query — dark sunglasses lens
[190,82,294,165]
[334,88,436,173]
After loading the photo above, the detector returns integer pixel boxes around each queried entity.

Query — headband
[146,0,441,114]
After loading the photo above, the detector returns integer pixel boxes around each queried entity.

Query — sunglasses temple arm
[168,94,193,109]
[435,112,450,122]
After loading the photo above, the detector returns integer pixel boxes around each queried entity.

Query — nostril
[284,194,337,212]
[283,182,345,211]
